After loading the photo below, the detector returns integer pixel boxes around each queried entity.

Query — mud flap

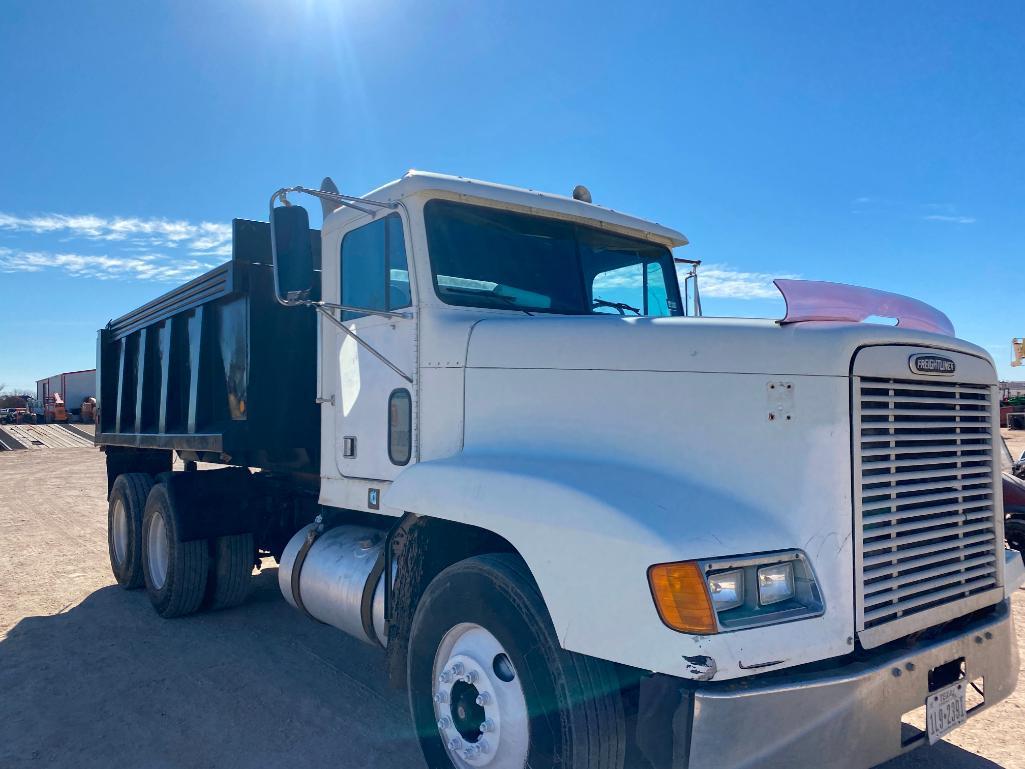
[636,675,693,769]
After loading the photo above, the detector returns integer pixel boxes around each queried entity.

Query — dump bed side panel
[95,219,321,473]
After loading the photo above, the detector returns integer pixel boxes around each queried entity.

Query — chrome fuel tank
[278,524,387,646]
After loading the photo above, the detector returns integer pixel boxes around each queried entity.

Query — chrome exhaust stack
[278,523,388,647]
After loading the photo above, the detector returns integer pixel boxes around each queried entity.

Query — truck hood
[465,315,993,376]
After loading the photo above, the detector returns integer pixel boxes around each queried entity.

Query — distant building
[35,369,96,415]
[1000,381,1025,400]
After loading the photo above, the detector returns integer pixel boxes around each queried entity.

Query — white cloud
[689,264,794,300]
[0,247,220,282]
[852,198,977,225]
[0,211,232,256]
[923,214,976,224]
[593,263,794,300]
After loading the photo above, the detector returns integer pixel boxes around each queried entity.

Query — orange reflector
[648,561,717,634]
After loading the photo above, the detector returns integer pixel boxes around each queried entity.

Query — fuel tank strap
[360,548,387,646]
[291,519,326,624]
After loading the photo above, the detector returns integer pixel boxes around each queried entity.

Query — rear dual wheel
[140,483,254,618]
[142,485,209,618]
[206,532,255,610]
[408,554,626,769]
[107,473,155,589]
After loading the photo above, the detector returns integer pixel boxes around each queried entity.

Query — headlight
[757,562,795,605]
[649,550,823,634]
[708,568,744,611]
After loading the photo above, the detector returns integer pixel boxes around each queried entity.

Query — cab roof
[341,170,689,249]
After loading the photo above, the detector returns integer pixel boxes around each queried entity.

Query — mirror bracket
[313,304,414,383]
[269,184,414,383]
[270,185,397,307]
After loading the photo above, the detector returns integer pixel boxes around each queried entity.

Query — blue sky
[1,2,1023,391]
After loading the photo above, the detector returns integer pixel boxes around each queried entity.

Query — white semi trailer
[96,171,1023,769]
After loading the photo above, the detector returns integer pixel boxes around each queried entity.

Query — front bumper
[640,600,1018,769]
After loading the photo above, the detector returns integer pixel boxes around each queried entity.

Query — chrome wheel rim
[145,510,170,590]
[111,499,128,566]
[432,623,529,769]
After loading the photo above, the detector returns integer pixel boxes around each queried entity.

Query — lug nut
[466,670,479,684]
[478,740,490,754]
[439,670,453,684]
[463,744,481,758]
[434,691,448,704]
[448,738,461,751]
[475,692,491,706]
[451,662,465,676]
[480,719,495,733]
[437,717,452,730]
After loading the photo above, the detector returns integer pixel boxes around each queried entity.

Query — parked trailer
[96,171,1023,769]
[36,369,95,419]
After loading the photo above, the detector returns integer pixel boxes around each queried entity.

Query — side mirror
[271,204,315,303]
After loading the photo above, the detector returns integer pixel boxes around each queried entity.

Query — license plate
[926,681,967,744]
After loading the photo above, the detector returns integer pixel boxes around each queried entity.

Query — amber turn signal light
[648,561,718,634]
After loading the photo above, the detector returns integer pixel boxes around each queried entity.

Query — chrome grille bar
[854,375,1002,646]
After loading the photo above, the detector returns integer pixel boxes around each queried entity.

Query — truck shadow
[878,742,1007,769]
[0,568,1010,769]
[0,567,425,769]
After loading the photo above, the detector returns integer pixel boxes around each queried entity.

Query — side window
[386,215,411,312]
[340,214,410,320]
[645,262,671,315]
[592,264,643,314]
[590,260,674,316]
[388,389,412,465]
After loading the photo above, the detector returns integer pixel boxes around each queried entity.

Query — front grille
[855,377,999,639]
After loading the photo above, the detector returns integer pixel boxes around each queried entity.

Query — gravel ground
[0,446,1022,769]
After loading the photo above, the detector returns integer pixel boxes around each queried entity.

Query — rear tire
[408,553,626,769]
[142,484,209,618]
[107,473,154,589]
[205,533,254,610]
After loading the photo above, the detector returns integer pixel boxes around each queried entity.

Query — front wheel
[407,553,625,769]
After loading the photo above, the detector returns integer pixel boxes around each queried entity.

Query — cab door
[329,212,416,481]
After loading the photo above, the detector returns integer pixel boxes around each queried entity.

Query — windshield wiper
[493,294,534,316]
[442,285,535,315]
[592,298,641,316]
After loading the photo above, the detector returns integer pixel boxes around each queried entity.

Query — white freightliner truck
[96,171,1023,769]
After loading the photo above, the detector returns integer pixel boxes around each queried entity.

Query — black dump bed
[95,219,321,473]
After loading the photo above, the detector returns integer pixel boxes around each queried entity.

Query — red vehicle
[1002,440,1025,560]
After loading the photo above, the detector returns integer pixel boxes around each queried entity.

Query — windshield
[424,199,683,316]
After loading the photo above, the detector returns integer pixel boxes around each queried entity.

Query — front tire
[407,553,626,769]
[142,484,209,618]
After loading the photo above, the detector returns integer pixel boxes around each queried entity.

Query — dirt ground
[1,445,1023,769]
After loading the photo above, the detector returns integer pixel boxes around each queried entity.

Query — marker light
[648,561,717,634]
[757,562,796,605]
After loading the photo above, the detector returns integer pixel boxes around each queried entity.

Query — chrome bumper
[653,600,1018,769]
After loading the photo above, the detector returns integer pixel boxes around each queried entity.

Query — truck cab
[98,170,1022,769]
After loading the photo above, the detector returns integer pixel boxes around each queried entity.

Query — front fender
[385,452,855,680]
